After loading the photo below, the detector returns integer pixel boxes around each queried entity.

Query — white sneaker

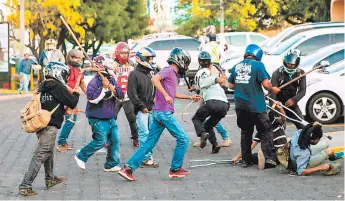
[96,147,107,154]
[104,165,121,172]
[74,155,86,170]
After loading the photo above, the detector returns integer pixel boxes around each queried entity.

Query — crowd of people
[17,27,342,196]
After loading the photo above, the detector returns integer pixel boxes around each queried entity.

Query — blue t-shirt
[228,59,270,113]
[289,130,311,175]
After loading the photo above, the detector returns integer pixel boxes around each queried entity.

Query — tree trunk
[94,39,103,58]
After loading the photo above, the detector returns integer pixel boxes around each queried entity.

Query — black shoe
[211,144,221,154]
[265,159,277,168]
[200,132,209,149]
[241,161,252,168]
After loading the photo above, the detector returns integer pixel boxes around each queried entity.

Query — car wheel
[307,92,341,124]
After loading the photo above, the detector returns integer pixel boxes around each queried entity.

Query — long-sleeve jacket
[38,79,79,128]
[195,68,228,103]
[127,64,154,115]
[271,67,306,104]
[86,75,123,119]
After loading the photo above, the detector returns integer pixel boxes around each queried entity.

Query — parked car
[222,28,345,75]
[217,32,269,57]
[298,43,344,71]
[298,61,344,124]
[129,35,201,81]
[261,22,345,51]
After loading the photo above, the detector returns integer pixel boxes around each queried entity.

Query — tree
[80,0,149,57]
[6,0,87,59]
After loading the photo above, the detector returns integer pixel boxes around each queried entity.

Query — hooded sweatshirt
[86,74,123,119]
[127,64,154,115]
[38,79,80,128]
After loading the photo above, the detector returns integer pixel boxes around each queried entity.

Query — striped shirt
[253,116,287,148]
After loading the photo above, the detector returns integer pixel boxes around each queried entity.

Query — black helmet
[167,47,191,76]
[198,51,211,69]
[44,61,70,85]
[283,49,301,69]
[208,33,217,41]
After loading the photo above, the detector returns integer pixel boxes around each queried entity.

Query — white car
[222,28,345,75]
[129,35,201,80]
[298,61,344,124]
[217,32,268,57]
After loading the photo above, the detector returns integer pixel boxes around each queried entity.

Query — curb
[0,94,32,101]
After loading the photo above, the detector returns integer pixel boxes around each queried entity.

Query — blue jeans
[18,72,30,93]
[126,111,189,171]
[215,122,229,140]
[136,112,153,161]
[57,114,77,146]
[77,118,120,169]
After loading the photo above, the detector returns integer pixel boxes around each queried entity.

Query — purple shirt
[153,66,178,113]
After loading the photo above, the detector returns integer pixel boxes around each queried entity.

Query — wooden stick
[59,16,105,79]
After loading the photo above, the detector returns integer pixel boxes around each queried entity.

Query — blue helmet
[244,44,263,61]
[135,47,156,69]
[44,61,70,85]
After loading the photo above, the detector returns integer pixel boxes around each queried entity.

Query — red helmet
[93,55,105,68]
[115,42,130,64]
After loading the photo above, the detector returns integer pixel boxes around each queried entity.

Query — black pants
[235,108,275,163]
[192,100,228,146]
[284,105,305,130]
[115,100,138,139]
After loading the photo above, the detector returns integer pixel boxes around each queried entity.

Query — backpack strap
[49,103,60,115]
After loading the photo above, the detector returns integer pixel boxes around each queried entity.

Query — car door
[174,38,201,71]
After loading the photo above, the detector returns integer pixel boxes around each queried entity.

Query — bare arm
[176,93,191,100]
[228,83,235,89]
[300,164,330,176]
[233,141,258,161]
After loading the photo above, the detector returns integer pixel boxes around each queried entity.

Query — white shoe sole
[104,167,121,172]
[74,155,86,170]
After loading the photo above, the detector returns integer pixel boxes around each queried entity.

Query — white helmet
[45,39,57,51]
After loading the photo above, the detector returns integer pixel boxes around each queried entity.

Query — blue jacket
[19,59,33,74]
[86,75,123,119]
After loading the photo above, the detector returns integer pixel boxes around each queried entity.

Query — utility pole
[20,0,25,56]
[220,0,224,33]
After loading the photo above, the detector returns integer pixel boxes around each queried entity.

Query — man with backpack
[19,62,80,196]
[271,49,306,129]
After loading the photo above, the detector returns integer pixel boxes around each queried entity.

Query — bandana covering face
[298,122,323,150]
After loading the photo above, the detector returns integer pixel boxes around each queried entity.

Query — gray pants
[115,100,138,139]
[19,126,57,189]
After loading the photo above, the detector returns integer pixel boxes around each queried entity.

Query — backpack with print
[20,79,59,133]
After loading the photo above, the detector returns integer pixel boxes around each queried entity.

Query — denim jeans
[57,114,77,146]
[18,72,30,93]
[136,111,153,161]
[77,118,120,169]
[19,126,57,189]
[215,122,229,140]
[126,111,189,171]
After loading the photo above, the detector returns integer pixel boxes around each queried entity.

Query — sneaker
[74,155,86,169]
[104,165,121,172]
[257,149,265,170]
[193,138,201,147]
[323,162,342,175]
[132,138,139,147]
[118,166,136,181]
[46,176,65,189]
[19,188,37,196]
[141,157,159,168]
[96,147,107,154]
[221,139,232,147]
[64,144,73,150]
[57,145,67,152]
[265,159,277,167]
[169,168,191,178]
[200,132,209,149]
[211,144,221,154]
[241,161,252,168]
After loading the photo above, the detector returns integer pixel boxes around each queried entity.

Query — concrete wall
[331,0,344,22]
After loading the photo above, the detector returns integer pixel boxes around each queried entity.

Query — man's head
[45,39,57,51]
[207,33,217,42]
[283,49,301,74]
[204,25,216,36]
[244,44,263,61]
[198,51,211,69]
[298,122,323,149]
[167,47,191,76]
[67,49,84,67]
[24,53,29,60]
[135,47,156,70]
[115,42,130,64]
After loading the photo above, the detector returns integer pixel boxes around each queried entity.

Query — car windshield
[262,27,295,48]
[267,35,305,55]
